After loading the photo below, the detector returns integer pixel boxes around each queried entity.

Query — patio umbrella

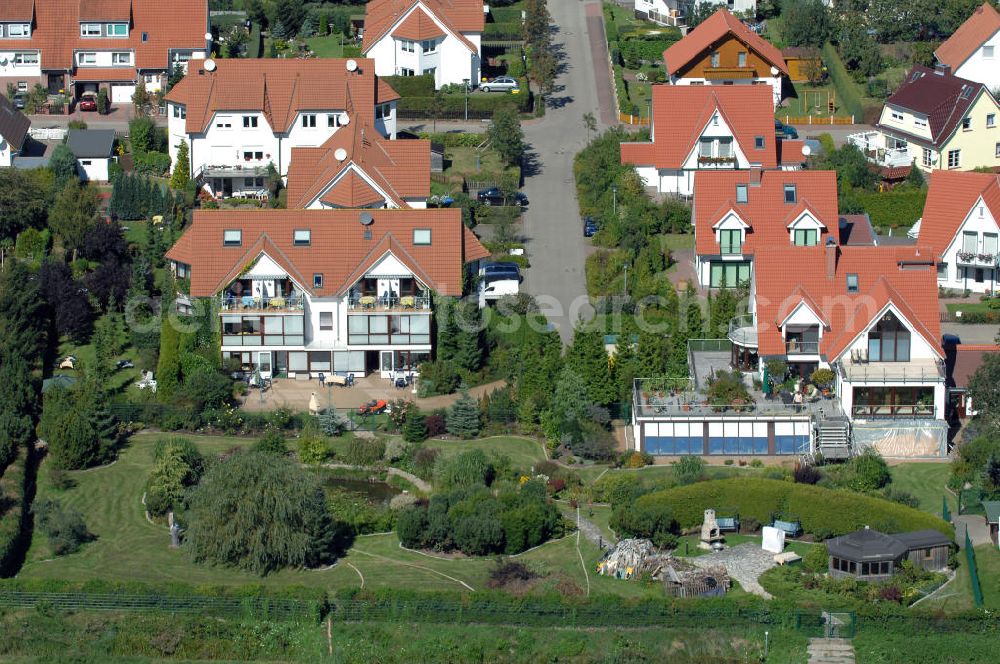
[761,365,769,396]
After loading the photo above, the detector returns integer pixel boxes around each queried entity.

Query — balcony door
[377,278,400,300]
[867,312,910,362]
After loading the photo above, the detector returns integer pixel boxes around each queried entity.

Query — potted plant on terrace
[810,367,836,397]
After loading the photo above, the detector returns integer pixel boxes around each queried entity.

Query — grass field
[304,35,346,58]
[424,436,546,472]
[924,544,1000,612]
[660,232,695,253]
[946,301,994,315]
[888,463,954,516]
[54,337,143,396]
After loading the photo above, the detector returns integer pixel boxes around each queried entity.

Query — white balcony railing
[846,132,912,168]
[956,251,998,267]
[346,295,431,311]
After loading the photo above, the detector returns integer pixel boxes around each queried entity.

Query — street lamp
[611,184,618,215]
[463,78,470,122]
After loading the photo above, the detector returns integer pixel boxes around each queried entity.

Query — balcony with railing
[727,314,757,348]
[633,376,841,419]
[956,251,997,267]
[219,294,305,313]
[194,164,269,179]
[346,294,431,312]
[846,132,912,168]
[837,357,945,384]
[703,67,757,80]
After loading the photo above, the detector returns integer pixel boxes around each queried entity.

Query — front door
[257,351,273,379]
[380,350,394,378]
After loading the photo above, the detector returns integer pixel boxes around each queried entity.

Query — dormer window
[111,52,132,65]
[294,229,311,246]
[7,24,30,38]
[784,184,797,204]
[243,116,258,128]
[223,230,242,246]
[736,184,748,203]
[80,23,101,37]
[793,229,817,246]
[107,23,128,37]
[846,274,859,293]
[78,52,97,65]
[302,114,317,128]
[754,136,765,150]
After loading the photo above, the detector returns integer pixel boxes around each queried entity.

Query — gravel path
[689,543,776,598]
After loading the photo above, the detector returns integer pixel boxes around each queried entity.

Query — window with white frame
[302,114,317,128]
[422,66,436,77]
[172,105,186,119]
[215,116,232,129]
[710,51,720,67]
[243,115,258,128]
[294,229,311,246]
[400,68,414,76]
[996,141,1000,157]
[890,109,904,122]
[313,273,324,289]
[223,230,242,246]
[699,139,713,158]
[989,113,997,128]
[13,52,38,65]
[963,231,978,253]
[937,262,948,279]
[738,51,747,67]
[319,312,333,330]
[962,117,971,131]
[914,116,928,128]
[7,23,30,38]
[401,40,415,53]
[922,147,933,167]
[375,104,390,119]
[78,52,97,65]
[948,149,961,168]
[413,228,432,245]
[106,23,128,37]
[111,52,132,65]
[421,39,436,54]
[984,233,998,257]
[985,45,995,59]
[717,137,733,158]
[327,114,342,127]
[80,23,101,37]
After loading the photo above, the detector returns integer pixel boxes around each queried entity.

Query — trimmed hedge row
[397,90,531,114]
[853,187,926,231]
[382,74,436,97]
[635,478,952,538]
[0,577,327,603]
[489,8,523,23]
[484,23,523,40]
[0,446,30,576]
[417,132,486,147]
[822,42,865,120]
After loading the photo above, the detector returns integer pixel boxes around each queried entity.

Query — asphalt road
[518,0,609,343]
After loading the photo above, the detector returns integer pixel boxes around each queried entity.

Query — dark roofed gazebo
[826,527,951,580]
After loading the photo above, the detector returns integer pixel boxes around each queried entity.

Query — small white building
[913,170,1000,294]
[633,0,688,27]
[362,0,484,89]
[0,92,30,167]
[165,208,491,379]
[164,58,399,199]
[935,3,1000,94]
[66,129,115,182]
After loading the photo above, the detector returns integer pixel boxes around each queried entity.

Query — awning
[71,68,137,82]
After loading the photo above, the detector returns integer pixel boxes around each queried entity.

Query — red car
[77,92,98,111]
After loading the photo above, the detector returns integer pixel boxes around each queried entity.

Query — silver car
[480,76,520,93]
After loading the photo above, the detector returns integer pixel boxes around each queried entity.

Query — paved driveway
[520,0,610,343]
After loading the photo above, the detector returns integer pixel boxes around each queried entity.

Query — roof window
[413,228,431,245]
[293,229,311,246]
[754,136,765,150]
[783,184,797,204]
[846,273,859,293]
[313,273,324,289]
[736,184,748,203]
[223,229,242,246]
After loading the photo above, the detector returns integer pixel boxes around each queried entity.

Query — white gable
[942,195,1000,257]
[682,109,751,169]
[780,300,825,329]
[245,253,288,279]
[786,209,825,230]
[713,209,750,230]
[365,252,414,278]
[380,1,474,50]
[836,301,943,363]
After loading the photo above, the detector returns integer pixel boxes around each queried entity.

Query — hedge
[618,37,677,69]
[635,478,952,538]
[484,23,523,40]
[417,132,485,148]
[853,187,927,231]
[822,42,864,120]
[0,446,30,576]
[382,74,436,97]
[398,90,531,114]
[489,7,522,23]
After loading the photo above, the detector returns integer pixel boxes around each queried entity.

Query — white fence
[28,127,67,141]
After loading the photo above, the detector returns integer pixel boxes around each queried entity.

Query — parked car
[480,76,520,93]
[115,359,135,370]
[775,120,799,140]
[77,92,98,112]
[11,93,26,110]
[583,216,599,237]
[481,261,522,282]
[477,187,528,207]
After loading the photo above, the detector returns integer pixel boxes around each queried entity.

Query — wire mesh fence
[965,530,984,608]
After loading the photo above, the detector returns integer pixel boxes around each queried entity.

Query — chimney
[825,237,837,280]
[935,63,951,76]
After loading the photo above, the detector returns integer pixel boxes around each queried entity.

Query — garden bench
[772,519,802,537]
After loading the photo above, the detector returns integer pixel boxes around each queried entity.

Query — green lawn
[659,233,695,253]
[925,544,1000,612]
[946,301,994,315]
[54,337,143,397]
[888,462,954,516]
[424,436,546,472]
[303,34,346,58]
[443,145,513,179]
[780,83,853,118]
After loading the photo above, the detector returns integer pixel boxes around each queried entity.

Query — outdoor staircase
[815,418,851,460]
[807,638,856,664]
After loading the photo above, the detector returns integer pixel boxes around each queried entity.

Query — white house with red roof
[165,208,489,379]
[620,85,802,197]
[0,0,208,104]
[165,58,399,200]
[361,0,484,90]
[935,3,1000,94]
[910,170,1000,294]
[662,8,787,106]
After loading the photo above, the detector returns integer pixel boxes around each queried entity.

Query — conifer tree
[402,408,428,443]
[446,389,481,439]
[565,324,615,406]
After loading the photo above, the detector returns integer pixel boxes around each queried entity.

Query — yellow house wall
[937,92,1000,171]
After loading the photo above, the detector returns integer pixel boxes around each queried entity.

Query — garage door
[111,84,135,103]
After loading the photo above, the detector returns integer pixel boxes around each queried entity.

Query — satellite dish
[204,58,217,72]
[345,59,358,72]
[359,212,374,226]
[340,113,350,126]
[334,148,348,162]
[801,144,812,157]
[770,65,780,76]
[204,32,213,41]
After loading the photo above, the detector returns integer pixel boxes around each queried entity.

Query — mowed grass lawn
[425,436,546,472]
[888,462,954,516]
[925,544,1000,612]
[22,432,621,594]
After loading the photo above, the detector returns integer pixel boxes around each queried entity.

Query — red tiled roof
[753,243,942,359]
[918,170,1000,258]
[0,0,208,72]
[166,58,387,133]
[377,77,401,104]
[663,8,787,76]
[362,0,483,54]
[935,3,1000,71]
[878,66,997,148]
[319,171,387,208]
[79,0,132,21]
[777,139,807,165]
[620,85,777,170]
[693,170,839,256]
[71,67,139,81]
[0,0,35,21]
[952,344,1000,387]
[286,122,430,208]
[392,7,446,41]
[165,208,487,297]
